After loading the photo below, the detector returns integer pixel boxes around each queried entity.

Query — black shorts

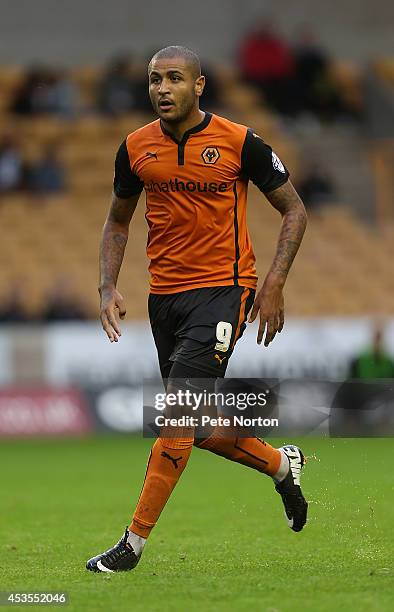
[149,285,255,379]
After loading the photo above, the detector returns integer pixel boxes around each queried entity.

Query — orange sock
[195,430,282,477]
[130,433,193,538]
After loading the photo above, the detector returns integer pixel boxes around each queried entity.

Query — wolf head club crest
[201,147,220,165]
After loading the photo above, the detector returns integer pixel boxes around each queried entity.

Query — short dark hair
[148,46,201,79]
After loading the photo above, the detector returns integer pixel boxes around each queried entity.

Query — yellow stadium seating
[0,62,392,319]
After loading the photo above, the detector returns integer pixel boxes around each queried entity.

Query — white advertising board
[43,319,394,384]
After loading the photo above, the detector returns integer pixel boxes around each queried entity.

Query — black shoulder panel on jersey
[240,128,289,194]
[113,139,144,198]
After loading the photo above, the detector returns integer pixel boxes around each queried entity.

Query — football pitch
[1,436,393,611]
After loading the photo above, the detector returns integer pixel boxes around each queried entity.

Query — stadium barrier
[0,319,393,438]
[0,379,393,438]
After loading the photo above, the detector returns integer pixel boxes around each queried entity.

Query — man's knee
[166,361,217,441]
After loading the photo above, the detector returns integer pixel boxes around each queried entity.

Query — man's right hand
[99,286,126,343]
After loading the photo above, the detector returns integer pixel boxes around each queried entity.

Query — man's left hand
[248,280,285,346]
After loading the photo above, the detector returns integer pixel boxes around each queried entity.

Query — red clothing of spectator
[240,27,295,82]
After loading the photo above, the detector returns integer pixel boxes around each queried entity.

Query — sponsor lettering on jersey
[145,178,228,193]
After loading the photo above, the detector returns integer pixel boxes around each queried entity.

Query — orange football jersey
[114,112,289,294]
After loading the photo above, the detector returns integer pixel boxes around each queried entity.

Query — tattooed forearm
[269,208,306,279]
[99,192,139,290]
[264,180,307,285]
[99,224,128,290]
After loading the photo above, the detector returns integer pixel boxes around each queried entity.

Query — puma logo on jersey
[214,354,227,365]
[145,151,158,160]
[161,451,182,469]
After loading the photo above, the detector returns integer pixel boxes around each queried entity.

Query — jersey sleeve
[240,128,289,193]
[113,139,144,198]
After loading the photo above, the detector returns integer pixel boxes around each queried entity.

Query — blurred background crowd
[1,16,393,322]
[0,0,393,436]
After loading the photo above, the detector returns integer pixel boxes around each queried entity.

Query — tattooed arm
[248,180,307,346]
[99,192,140,342]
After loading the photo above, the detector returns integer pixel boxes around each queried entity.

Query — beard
[151,93,196,124]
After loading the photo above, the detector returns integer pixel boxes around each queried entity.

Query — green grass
[0,436,393,611]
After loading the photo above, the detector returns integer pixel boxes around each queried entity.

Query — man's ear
[195,75,205,97]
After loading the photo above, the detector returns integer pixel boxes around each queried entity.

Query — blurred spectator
[0,283,31,323]
[10,66,46,114]
[349,322,394,379]
[293,27,345,121]
[335,322,394,435]
[238,21,297,115]
[27,143,66,195]
[200,64,221,110]
[0,133,26,193]
[97,54,150,115]
[50,69,79,118]
[10,66,78,117]
[41,279,88,322]
[297,163,335,211]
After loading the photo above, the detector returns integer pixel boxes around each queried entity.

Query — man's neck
[161,109,205,142]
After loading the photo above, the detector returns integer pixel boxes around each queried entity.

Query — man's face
[148,57,204,123]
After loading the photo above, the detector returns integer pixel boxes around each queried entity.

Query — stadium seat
[0,61,393,318]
